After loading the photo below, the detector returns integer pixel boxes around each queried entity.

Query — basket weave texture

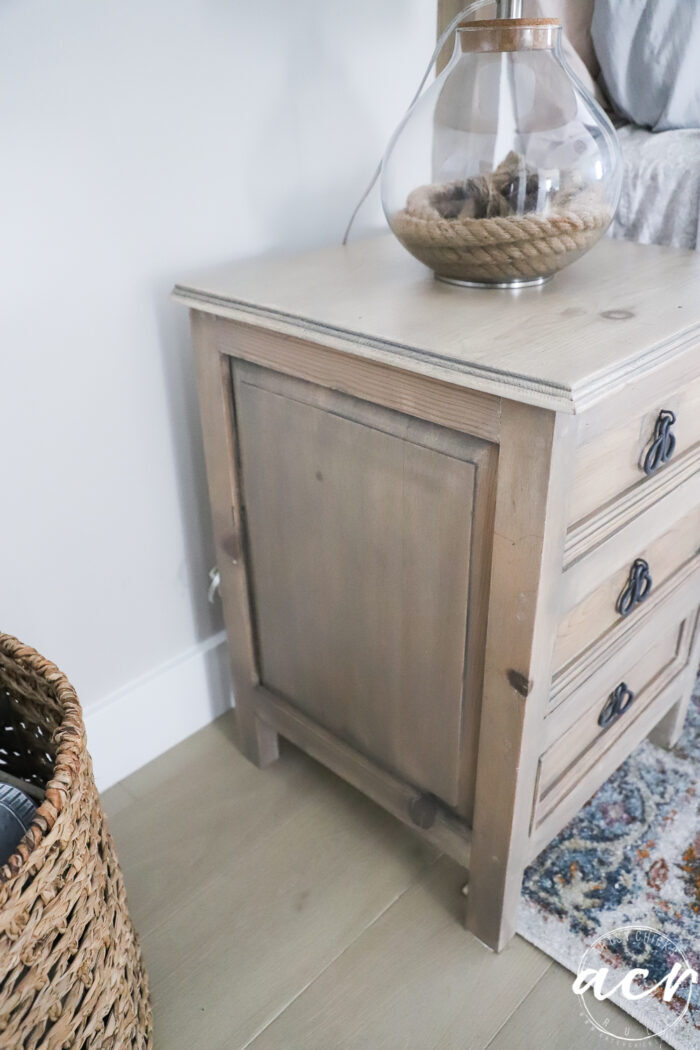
[0,634,152,1050]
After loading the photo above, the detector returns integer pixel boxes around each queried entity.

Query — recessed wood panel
[234,362,493,812]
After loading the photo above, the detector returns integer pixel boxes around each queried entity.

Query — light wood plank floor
[103,711,649,1049]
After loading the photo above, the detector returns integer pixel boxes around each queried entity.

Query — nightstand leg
[465,405,576,952]
[193,331,280,771]
[466,851,526,952]
[651,614,700,750]
[235,697,279,768]
[650,697,688,750]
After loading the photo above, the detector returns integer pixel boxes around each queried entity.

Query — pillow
[592,0,700,131]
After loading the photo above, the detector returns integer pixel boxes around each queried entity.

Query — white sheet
[611,124,700,251]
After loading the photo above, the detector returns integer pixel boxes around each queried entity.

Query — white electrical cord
[341,0,498,245]
[208,566,221,604]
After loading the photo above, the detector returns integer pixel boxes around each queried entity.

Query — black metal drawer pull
[599,682,635,729]
[643,410,676,476]
[616,558,653,617]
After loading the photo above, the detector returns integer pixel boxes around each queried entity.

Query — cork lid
[457,18,561,52]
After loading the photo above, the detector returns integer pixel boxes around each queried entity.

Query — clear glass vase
[381,18,622,288]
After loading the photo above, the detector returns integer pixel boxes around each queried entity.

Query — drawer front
[568,373,700,530]
[534,613,698,833]
[554,505,700,673]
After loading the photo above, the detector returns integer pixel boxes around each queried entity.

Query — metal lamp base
[435,274,553,290]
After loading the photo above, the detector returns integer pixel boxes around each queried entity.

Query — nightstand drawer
[568,373,700,531]
[554,505,700,673]
[534,611,699,837]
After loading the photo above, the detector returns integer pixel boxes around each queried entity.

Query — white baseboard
[84,631,231,791]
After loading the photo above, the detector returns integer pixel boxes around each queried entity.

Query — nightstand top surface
[174,234,700,413]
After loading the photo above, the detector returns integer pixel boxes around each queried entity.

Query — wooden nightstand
[175,235,700,951]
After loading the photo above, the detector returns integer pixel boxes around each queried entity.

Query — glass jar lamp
[381,18,622,288]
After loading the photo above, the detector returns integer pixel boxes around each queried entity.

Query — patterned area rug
[518,675,700,1048]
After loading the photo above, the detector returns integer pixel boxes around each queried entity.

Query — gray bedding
[592,1,700,133]
[612,124,700,251]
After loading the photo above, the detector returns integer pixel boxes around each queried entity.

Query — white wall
[0,0,436,787]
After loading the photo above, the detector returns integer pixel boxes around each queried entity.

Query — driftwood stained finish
[178,233,700,951]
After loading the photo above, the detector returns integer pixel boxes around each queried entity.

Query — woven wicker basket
[0,634,152,1050]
